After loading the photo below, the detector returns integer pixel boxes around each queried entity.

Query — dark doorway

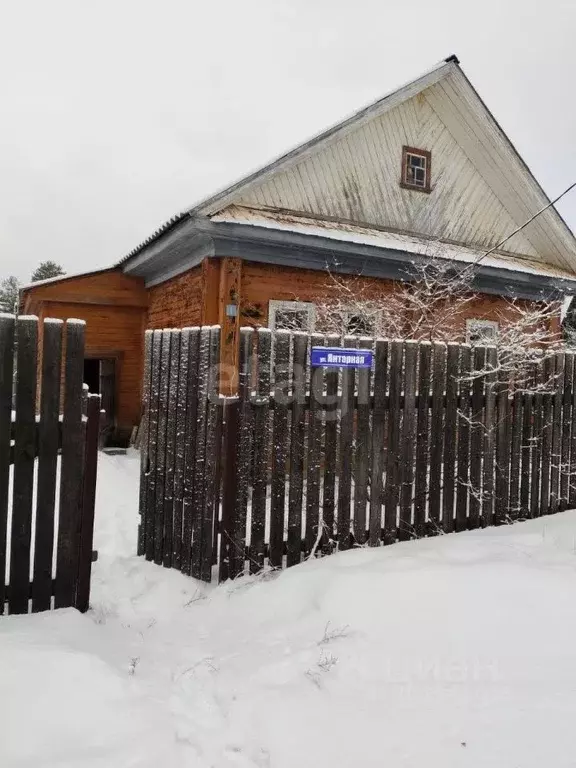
[83,358,100,394]
[83,357,117,444]
[99,359,116,435]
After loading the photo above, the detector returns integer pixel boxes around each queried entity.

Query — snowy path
[3,451,576,766]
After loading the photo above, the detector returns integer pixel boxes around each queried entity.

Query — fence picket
[228,328,253,577]
[482,347,497,527]
[0,315,14,614]
[322,334,340,552]
[201,327,221,581]
[172,329,190,569]
[384,340,403,544]
[550,352,565,514]
[181,328,200,575]
[304,333,324,556]
[163,330,181,568]
[32,319,63,612]
[509,389,523,519]
[10,317,38,614]
[138,330,153,556]
[287,333,308,566]
[220,395,239,582]
[75,394,101,612]
[250,328,272,570]
[212,400,224,566]
[530,364,544,519]
[560,353,573,510]
[468,346,485,529]
[456,345,471,531]
[353,336,373,545]
[414,342,431,537]
[399,340,417,540]
[190,328,211,578]
[540,355,555,515]
[54,320,85,610]
[337,336,357,550]
[145,331,162,561]
[442,343,460,532]
[153,331,171,565]
[369,340,388,545]
[270,331,290,568]
[429,343,447,532]
[520,391,533,517]
[570,357,576,508]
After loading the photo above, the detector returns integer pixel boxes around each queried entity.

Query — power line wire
[475,181,576,266]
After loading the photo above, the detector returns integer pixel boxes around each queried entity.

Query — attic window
[401,146,431,193]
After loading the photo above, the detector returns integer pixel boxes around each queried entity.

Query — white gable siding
[237,84,540,259]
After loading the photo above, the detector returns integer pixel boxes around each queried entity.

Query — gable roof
[190,56,458,217]
[119,55,576,273]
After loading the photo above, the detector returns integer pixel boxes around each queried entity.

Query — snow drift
[2,451,576,767]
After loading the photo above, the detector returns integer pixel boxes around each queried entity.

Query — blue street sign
[310,346,373,368]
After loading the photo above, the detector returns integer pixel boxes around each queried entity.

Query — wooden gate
[0,315,100,615]
[139,325,576,583]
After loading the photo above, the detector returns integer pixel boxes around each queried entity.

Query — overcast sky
[1,0,575,282]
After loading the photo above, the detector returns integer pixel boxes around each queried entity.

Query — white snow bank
[93,448,141,559]
[0,610,180,767]
[4,451,576,766]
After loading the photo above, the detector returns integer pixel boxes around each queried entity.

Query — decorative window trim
[268,300,316,332]
[400,145,431,194]
[466,319,499,344]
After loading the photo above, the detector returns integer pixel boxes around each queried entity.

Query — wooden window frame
[466,319,499,345]
[400,146,432,194]
[268,300,316,332]
[343,307,377,338]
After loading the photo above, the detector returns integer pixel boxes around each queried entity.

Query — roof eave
[116,212,191,269]
[137,217,576,300]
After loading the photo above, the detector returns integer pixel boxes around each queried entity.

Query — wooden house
[21,55,576,438]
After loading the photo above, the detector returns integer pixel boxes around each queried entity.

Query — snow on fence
[139,325,576,583]
[0,314,100,615]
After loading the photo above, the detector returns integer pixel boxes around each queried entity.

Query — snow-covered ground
[3,451,576,766]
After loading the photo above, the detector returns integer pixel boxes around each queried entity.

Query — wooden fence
[0,314,100,615]
[139,325,576,583]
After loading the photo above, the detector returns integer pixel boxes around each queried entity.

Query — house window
[345,312,375,337]
[401,146,431,193]
[466,319,499,345]
[268,300,315,332]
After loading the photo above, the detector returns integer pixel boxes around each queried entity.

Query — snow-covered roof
[20,266,115,292]
[211,206,576,283]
